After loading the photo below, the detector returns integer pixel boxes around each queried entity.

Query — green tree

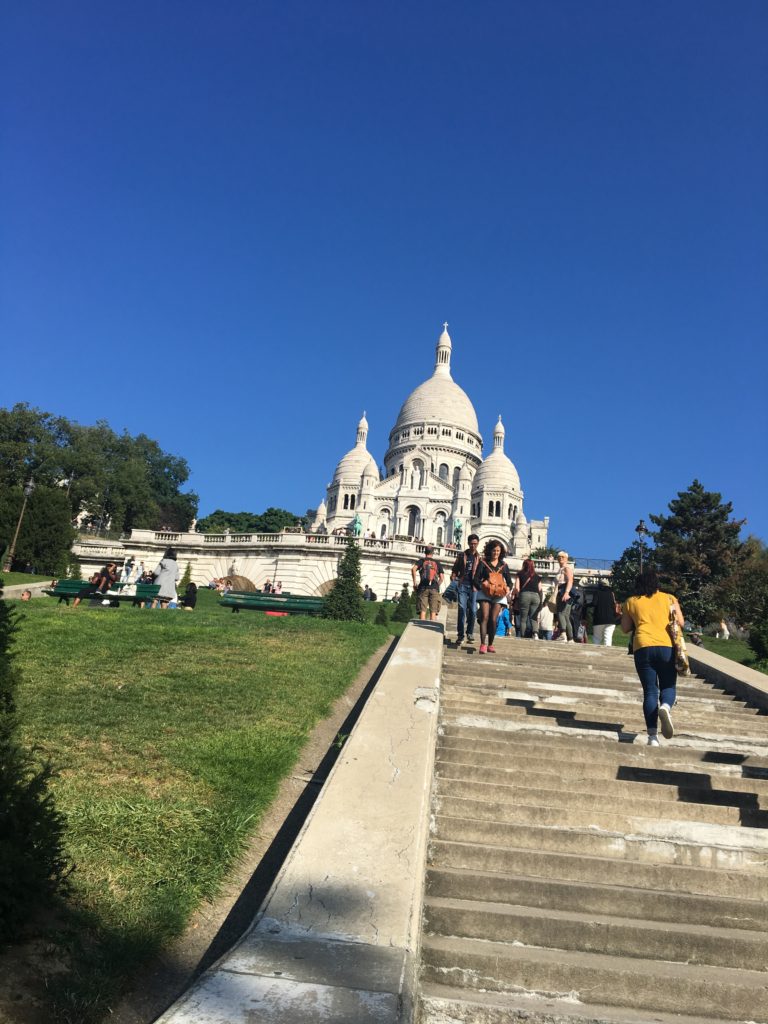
[0,485,77,575]
[322,541,364,621]
[180,562,193,589]
[610,540,656,602]
[650,480,745,625]
[531,545,559,559]
[392,583,416,622]
[196,508,300,534]
[374,602,389,626]
[256,507,301,533]
[0,583,68,940]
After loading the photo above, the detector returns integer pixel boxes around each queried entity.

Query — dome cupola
[472,415,521,494]
[332,412,379,484]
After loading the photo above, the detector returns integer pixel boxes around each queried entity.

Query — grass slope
[9,588,391,1022]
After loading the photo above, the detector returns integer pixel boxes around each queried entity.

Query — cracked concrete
[156,617,444,1023]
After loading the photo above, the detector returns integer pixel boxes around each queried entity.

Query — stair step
[435,789,767,830]
[423,895,768,970]
[420,933,768,1020]
[418,981,761,1024]
[430,838,768,900]
[426,865,768,931]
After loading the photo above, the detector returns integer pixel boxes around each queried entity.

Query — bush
[0,584,68,940]
[392,584,416,622]
[322,541,364,622]
[748,622,768,663]
[374,602,389,626]
[180,562,193,589]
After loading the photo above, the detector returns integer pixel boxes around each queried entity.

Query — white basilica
[314,325,549,556]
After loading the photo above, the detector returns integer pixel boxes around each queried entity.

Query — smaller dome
[332,415,379,484]
[333,447,378,484]
[472,416,521,493]
[458,460,472,481]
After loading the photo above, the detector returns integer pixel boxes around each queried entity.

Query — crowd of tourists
[410,536,686,747]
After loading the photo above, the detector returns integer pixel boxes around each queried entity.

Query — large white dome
[391,325,480,436]
[394,375,479,435]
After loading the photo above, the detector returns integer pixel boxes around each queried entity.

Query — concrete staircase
[418,630,768,1024]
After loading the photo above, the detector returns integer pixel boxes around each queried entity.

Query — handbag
[442,580,459,604]
[667,599,691,675]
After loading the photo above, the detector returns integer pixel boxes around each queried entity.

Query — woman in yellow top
[621,569,684,747]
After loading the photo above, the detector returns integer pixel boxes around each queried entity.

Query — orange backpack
[481,560,507,598]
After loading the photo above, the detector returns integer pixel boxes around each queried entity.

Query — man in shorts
[411,545,445,621]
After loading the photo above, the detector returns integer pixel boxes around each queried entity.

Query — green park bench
[43,580,160,607]
[219,593,323,615]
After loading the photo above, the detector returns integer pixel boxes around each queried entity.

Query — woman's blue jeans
[457,583,477,639]
[633,645,677,730]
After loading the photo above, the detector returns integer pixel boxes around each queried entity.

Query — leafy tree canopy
[0,404,199,571]
[650,479,745,625]
[196,507,300,534]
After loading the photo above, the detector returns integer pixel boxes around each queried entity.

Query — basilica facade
[315,325,549,556]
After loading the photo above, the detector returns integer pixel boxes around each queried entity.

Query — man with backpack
[450,533,481,644]
[411,545,445,621]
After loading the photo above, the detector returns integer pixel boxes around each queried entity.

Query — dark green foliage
[531,545,559,559]
[0,484,77,575]
[722,537,768,628]
[392,584,416,622]
[180,562,193,589]
[610,540,656,602]
[196,507,300,534]
[749,622,768,662]
[0,585,68,941]
[0,404,198,539]
[322,541,364,621]
[374,602,389,626]
[650,480,745,625]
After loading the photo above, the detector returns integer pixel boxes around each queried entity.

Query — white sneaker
[658,704,674,739]
[557,636,567,642]
[647,735,660,747]
[532,633,539,640]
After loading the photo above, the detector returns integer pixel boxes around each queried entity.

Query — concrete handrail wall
[157,616,445,1023]
[687,645,768,711]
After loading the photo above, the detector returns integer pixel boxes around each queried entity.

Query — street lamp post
[3,477,36,573]
[635,518,648,573]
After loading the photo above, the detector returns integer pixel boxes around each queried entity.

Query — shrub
[322,541,364,622]
[392,584,416,622]
[0,584,68,940]
[180,562,193,589]
[374,602,389,626]
[748,622,768,663]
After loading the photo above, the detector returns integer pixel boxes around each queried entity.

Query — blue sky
[2,1,766,559]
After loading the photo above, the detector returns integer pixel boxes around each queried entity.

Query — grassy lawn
[7,587,394,1022]
[0,571,53,585]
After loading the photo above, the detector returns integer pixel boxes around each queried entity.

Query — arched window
[436,527,443,545]
[439,463,449,481]
[453,467,460,487]
[488,500,494,517]
[350,494,356,510]
[343,494,349,510]
[495,501,501,517]
[406,505,420,537]
[380,523,387,538]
